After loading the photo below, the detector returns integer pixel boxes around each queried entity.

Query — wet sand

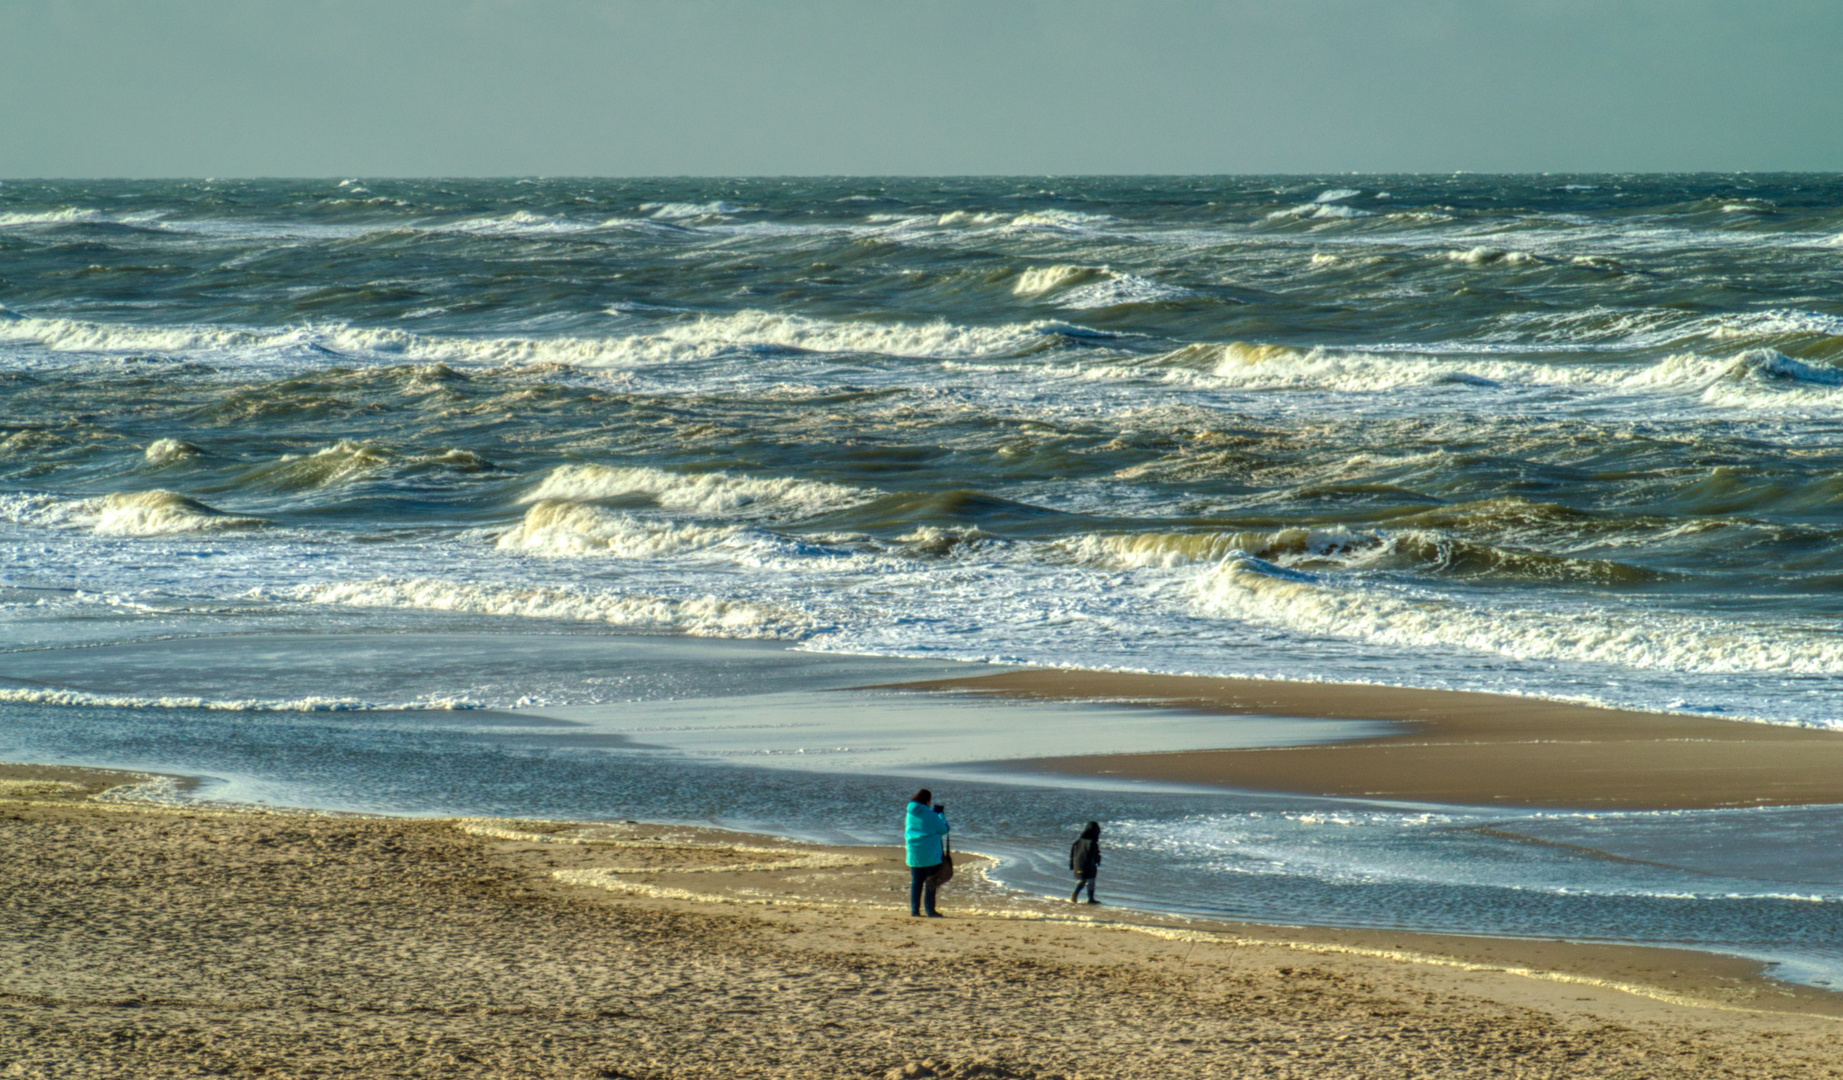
[5,765,1843,1079]
[887,670,1843,810]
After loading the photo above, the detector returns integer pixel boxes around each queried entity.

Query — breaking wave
[498,501,742,558]
[0,310,1077,370]
[522,464,872,519]
[1012,265,1191,308]
[1195,558,1843,677]
[143,438,202,466]
[1,490,265,536]
[239,441,393,490]
[0,685,478,712]
[282,579,805,638]
[1446,246,1541,267]
[1063,526,1659,585]
[1145,340,1843,407]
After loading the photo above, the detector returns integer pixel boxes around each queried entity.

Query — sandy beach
[891,670,1843,810]
[4,763,1842,1079]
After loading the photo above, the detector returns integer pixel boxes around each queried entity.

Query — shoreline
[10,762,1843,1010]
[5,763,1843,1079]
[881,669,1843,810]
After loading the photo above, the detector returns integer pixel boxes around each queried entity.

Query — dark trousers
[909,864,941,915]
[1071,874,1096,902]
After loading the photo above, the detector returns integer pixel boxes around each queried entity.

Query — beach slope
[3,766,1841,1079]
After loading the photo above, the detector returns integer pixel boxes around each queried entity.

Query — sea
[5,175,1843,988]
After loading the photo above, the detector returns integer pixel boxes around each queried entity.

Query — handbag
[932,837,954,885]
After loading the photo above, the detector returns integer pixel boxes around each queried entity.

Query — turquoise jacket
[904,800,950,867]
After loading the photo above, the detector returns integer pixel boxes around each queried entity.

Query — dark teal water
[4,175,1843,720]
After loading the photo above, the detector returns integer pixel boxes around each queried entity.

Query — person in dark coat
[1069,821,1101,904]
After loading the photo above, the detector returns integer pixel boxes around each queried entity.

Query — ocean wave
[1708,309,1843,342]
[281,579,805,638]
[1063,525,1658,585]
[1158,341,1602,393]
[1013,264,1112,297]
[0,310,1076,370]
[1308,252,1387,269]
[639,200,750,220]
[522,463,874,519]
[936,210,1007,226]
[1006,209,1115,230]
[239,440,393,490]
[1145,339,1843,408]
[0,490,265,536]
[0,207,113,227]
[1266,203,1374,221]
[1446,246,1541,267]
[92,491,267,536]
[0,685,479,712]
[1010,264,1192,308]
[497,501,742,558]
[432,210,637,236]
[1315,188,1363,203]
[1195,557,1843,676]
[143,438,202,466]
[1617,348,1843,407]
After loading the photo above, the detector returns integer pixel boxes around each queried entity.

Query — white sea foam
[1267,203,1374,221]
[0,490,264,536]
[1061,527,1363,570]
[936,210,1007,226]
[521,464,873,519]
[1163,341,1607,393]
[1446,246,1541,267]
[1616,348,1843,408]
[1013,264,1111,297]
[1315,188,1362,203]
[143,438,202,466]
[1058,274,1193,309]
[0,685,478,712]
[90,491,267,536]
[1142,339,1843,410]
[1012,265,1190,307]
[639,201,748,220]
[1308,252,1386,269]
[1007,209,1114,229]
[282,579,804,638]
[0,310,1074,372]
[1708,309,1843,341]
[434,210,625,236]
[0,207,149,228]
[1195,557,1843,677]
[497,501,742,558]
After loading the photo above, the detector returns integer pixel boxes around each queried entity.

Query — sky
[2,0,1840,177]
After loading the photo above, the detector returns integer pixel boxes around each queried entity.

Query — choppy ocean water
[6,175,1843,985]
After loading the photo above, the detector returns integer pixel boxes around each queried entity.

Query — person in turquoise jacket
[904,788,950,917]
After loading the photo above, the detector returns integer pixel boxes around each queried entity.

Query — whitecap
[497,501,742,558]
[143,438,203,466]
[0,310,1078,372]
[521,463,872,519]
[1194,557,1843,677]
[1446,246,1540,267]
[283,578,804,638]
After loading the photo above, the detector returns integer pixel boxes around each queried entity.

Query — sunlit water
[5,176,1843,986]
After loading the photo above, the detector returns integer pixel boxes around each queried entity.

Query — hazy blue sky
[3,0,1839,177]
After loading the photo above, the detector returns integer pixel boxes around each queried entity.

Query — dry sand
[3,764,1842,1079]
[887,669,1843,810]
